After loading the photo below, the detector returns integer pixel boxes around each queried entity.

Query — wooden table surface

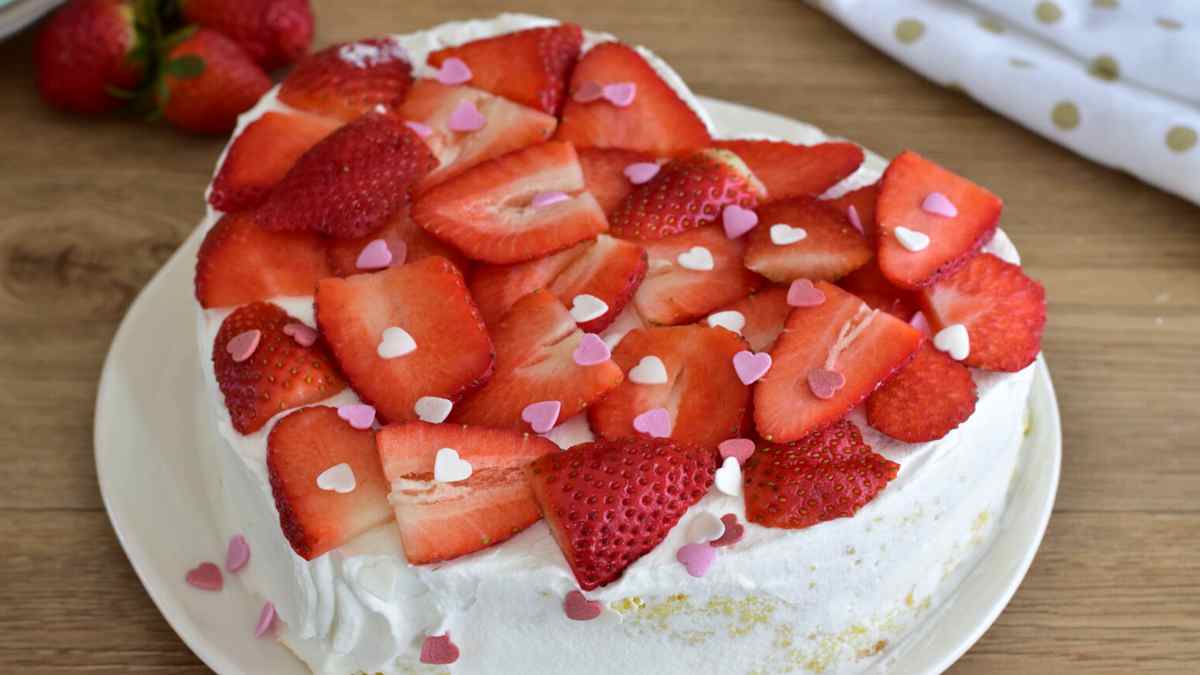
[2,1,1197,673]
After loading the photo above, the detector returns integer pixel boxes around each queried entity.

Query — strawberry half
[609,149,764,240]
[711,286,791,352]
[325,207,471,278]
[209,110,342,213]
[865,343,978,442]
[744,196,873,283]
[825,182,880,242]
[837,260,919,320]
[715,140,864,203]
[743,419,898,529]
[314,257,494,423]
[555,42,710,157]
[754,282,922,442]
[588,325,750,448]
[876,151,1002,289]
[256,113,436,239]
[918,252,1046,372]
[427,23,583,115]
[633,225,763,325]
[195,212,331,308]
[578,148,656,215]
[526,437,717,590]
[35,0,145,114]
[267,406,391,560]
[158,28,273,135]
[378,421,558,564]
[279,37,414,121]
[411,141,608,264]
[213,302,345,434]
[181,0,314,71]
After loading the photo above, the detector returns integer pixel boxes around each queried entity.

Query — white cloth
[814,0,1200,206]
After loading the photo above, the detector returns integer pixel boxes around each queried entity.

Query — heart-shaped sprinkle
[573,333,611,366]
[225,534,250,572]
[531,191,570,209]
[337,404,376,430]
[420,633,460,665]
[434,447,473,482]
[316,463,356,493]
[687,512,726,543]
[255,601,277,638]
[676,542,716,578]
[787,279,826,307]
[921,191,958,218]
[282,322,318,347]
[434,57,472,85]
[676,246,714,271]
[706,310,745,334]
[563,590,603,621]
[847,204,864,234]
[377,327,416,358]
[628,355,668,384]
[807,368,846,400]
[769,223,808,245]
[602,82,637,107]
[722,204,758,239]
[226,329,261,362]
[894,226,930,252]
[414,396,453,423]
[933,323,970,360]
[405,120,433,137]
[356,239,394,270]
[710,513,745,548]
[572,79,604,103]
[717,438,755,464]
[521,400,562,434]
[624,162,660,185]
[185,562,223,591]
[909,311,932,336]
[732,350,772,385]
[714,456,743,496]
[447,100,486,132]
[632,408,671,438]
[569,294,609,323]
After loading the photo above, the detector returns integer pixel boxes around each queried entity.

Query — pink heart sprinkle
[910,310,932,336]
[337,403,376,430]
[356,239,393,270]
[676,542,716,577]
[603,82,637,107]
[573,333,611,366]
[732,350,772,385]
[808,368,846,400]
[225,534,250,572]
[420,634,460,665]
[521,400,562,434]
[722,204,758,239]
[563,590,603,621]
[282,322,317,347]
[921,191,958,218]
[447,100,486,132]
[847,204,864,234]
[623,162,660,185]
[405,120,433,138]
[185,562,223,591]
[255,601,276,638]
[718,438,755,465]
[787,279,826,307]
[531,191,570,209]
[434,57,472,85]
[632,408,671,438]
[572,80,604,103]
[226,329,261,363]
[710,514,745,548]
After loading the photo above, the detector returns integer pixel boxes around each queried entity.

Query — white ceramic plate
[0,0,64,41]
[95,98,1062,674]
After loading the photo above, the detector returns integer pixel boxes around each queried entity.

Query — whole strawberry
[35,0,146,114]
[180,0,313,70]
[158,28,272,134]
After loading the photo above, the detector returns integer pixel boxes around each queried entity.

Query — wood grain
[0,1,1196,673]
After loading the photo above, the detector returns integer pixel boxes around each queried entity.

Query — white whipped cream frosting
[194,14,1036,674]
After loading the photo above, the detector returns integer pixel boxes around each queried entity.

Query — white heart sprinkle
[569,294,609,323]
[706,310,745,334]
[316,463,356,493]
[894,227,931,252]
[377,327,417,358]
[414,396,453,423]
[769,223,808,245]
[433,447,473,483]
[687,512,726,544]
[628,355,668,385]
[714,456,742,497]
[676,246,714,271]
[933,324,970,361]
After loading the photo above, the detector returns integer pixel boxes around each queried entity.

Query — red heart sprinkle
[563,590,603,621]
[710,514,745,548]
[420,633,460,665]
[185,562,223,591]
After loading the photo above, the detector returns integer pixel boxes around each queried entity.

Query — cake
[190,14,1047,674]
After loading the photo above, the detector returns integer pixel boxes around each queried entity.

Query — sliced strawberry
[918,252,1046,372]
[325,207,470,277]
[377,421,557,564]
[411,141,607,264]
[213,303,345,434]
[754,282,922,442]
[195,212,331,309]
[577,148,656,215]
[715,140,863,202]
[824,181,879,242]
[588,325,750,448]
[398,79,557,191]
[450,290,624,431]
[837,260,919,320]
[256,113,436,239]
[633,225,763,325]
[744,196,872,283]
[743,419,898,529]
[865,343,978,442]
[427,23,583,115]
[710,286,791,352]
[278,37,414,121]
[209,110,343,213]
[526,437,717,590]
[876,151,1002,289]
[267,406,391,560]
[555,42,710,158]
[469,234,646,331]
[314,257,494,422]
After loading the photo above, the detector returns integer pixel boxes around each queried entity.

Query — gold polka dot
[978,17,1006,33]
[1092,0,1118,8]
[1166,126,1197,153]
[1156,17,1183,31]
[1010,57,1035,69]
[1089,55,1120,81]
[1036,2,1063,23]
[1051,101,1080,130]
[895,19,925,44]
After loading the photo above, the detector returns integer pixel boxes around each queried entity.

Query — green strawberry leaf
[166,54,205,79]
[105,85,138,100]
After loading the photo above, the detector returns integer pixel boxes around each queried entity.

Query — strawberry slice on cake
[577,148,657,215]
[279,37,414,121]
[866,342,978,442]
[824,181,880,241]
[708,286,792,352]
[743,196,873,283]
[837,259,919,320]
[633,225,764,325]
[195,212,332,308]
[715,139,864,203]
[325,207,471,277]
